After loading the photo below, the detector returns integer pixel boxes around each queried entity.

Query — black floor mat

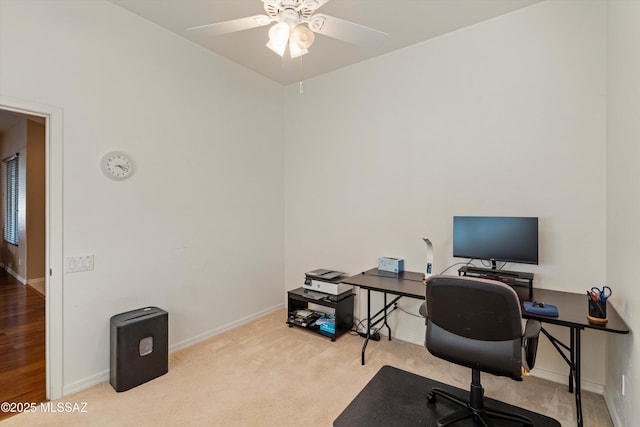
[334,365,561,427]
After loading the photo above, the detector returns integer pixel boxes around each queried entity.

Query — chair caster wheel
[427,393,436,404]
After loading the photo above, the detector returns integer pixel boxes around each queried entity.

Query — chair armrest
[522,319,541,370]
[524,319,541,339]
[419,302,427,319]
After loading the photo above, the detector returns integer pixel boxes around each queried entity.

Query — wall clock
[100,151,134,180]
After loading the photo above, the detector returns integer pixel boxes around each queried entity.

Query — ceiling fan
[187,0,387,59]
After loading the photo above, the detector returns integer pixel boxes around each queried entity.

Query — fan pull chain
[299,55,304,95]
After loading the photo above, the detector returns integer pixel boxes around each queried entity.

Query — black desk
[341,268,425,366]
[342,268,630,427]
[514,286,629,427]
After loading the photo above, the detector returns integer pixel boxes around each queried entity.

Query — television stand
[458,266,533,298]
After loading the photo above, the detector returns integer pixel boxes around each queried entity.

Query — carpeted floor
[1,309,613,426]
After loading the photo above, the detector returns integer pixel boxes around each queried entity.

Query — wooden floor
[0,269,46,421]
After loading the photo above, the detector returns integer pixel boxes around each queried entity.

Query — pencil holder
[587,298,608,325]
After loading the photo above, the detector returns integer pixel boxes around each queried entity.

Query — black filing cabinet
[110,306,168,392]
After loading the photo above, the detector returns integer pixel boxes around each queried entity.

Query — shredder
[110,306,168,392]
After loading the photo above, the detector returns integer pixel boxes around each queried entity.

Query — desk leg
[569,331,575,393]
[540,326,583,427]
[360,290,402,365]
[383,293,392,340]
[573,327,583,427]
[361,289,371,365]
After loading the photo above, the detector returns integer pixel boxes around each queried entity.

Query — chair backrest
[425,275,524,379]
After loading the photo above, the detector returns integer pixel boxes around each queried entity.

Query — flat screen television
[453,216,538,268]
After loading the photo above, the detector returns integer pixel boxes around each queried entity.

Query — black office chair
[424,275,541,427]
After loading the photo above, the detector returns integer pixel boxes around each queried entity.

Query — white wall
[605,1,640,425]
[2,1,633,418]
[0,0,285,394]
[284,0,609,389]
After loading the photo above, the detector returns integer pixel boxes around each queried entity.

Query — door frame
[0,95,63,400]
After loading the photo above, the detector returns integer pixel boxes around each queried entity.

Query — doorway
[0,109,46,417]
[0,97,64,402]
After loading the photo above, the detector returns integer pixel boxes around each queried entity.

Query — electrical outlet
[65,255,94,273]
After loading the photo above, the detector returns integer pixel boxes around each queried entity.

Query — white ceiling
[1,1,541,132]
[109,0,541,85]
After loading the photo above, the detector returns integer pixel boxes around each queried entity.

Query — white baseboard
[530,367,604,395]
[1,264,25,284]
[169,303,284,353]
[63,370,110,397]
[604,390,623,427]
[62,303,285,397]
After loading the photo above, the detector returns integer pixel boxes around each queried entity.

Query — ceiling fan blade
[300,0,331,11]
[187,15,272,36]
[308,14,387,48]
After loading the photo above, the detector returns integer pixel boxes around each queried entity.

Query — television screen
[453,216,538,266]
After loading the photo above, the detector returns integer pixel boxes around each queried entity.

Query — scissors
[590,285,612,302]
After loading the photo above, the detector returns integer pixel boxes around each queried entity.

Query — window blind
[4,154,19,245]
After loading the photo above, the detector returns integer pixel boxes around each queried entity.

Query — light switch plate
[65,255,94,273]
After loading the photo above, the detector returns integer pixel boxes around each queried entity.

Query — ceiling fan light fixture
[291,24,314,49]
[268,21,290,43]
[267,21,290,56]
[266,38,287,56]
[289,40,308,58]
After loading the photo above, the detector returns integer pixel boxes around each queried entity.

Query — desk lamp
[423,238,434,280]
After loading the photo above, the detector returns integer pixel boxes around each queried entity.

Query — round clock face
[101,151,134,180]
